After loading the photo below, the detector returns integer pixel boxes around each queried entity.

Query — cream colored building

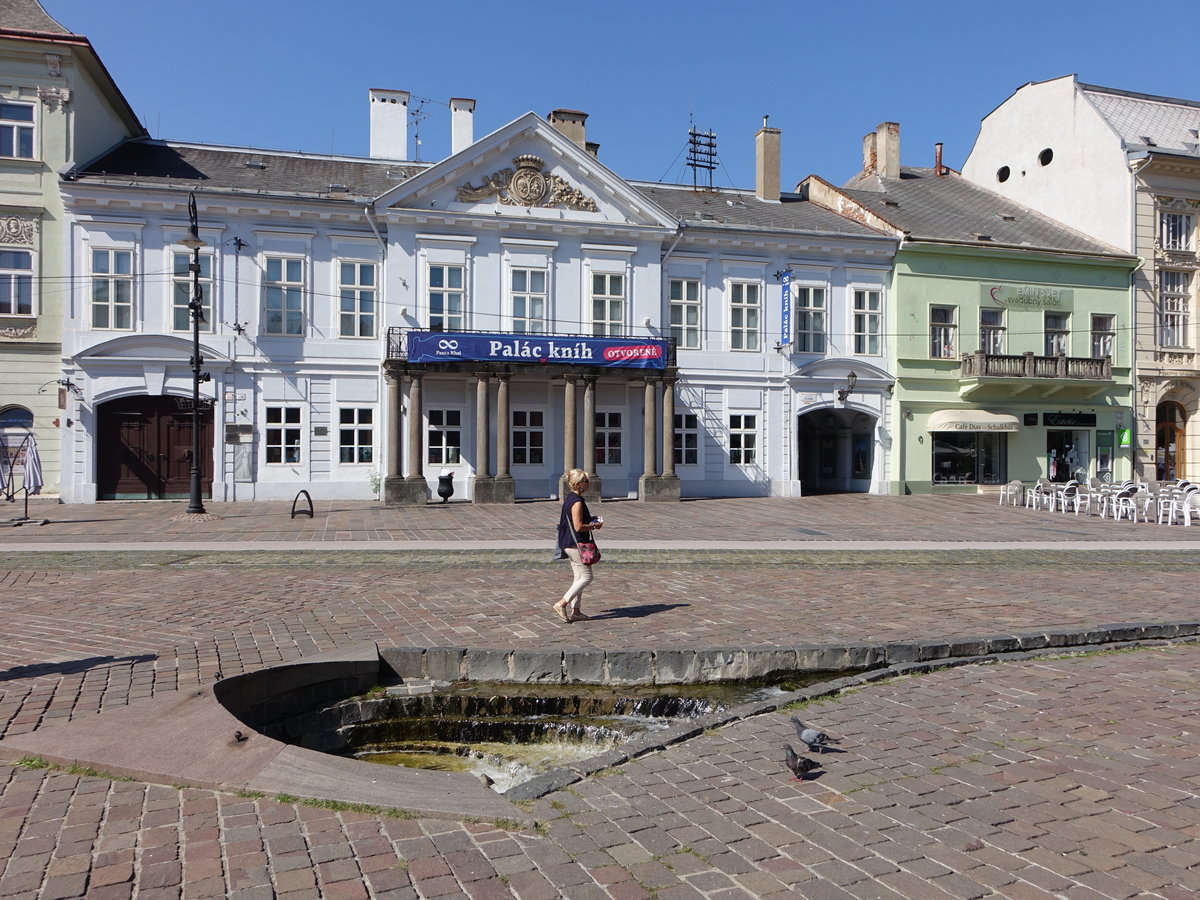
[0,0,143,492]
[963,75,1200,482]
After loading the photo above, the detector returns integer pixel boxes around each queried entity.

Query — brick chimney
[547,109,588,150]
[862,121,900,178]
[755,117,781,202]
[369,89,409,161]
[450,97,475,155]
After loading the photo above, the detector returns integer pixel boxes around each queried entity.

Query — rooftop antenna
[410,97,433,161]
[686,115,718,191]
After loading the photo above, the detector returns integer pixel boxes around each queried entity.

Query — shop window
[1156,401,1186,482]
[931,431,1006,485]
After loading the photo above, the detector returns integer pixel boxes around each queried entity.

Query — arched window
[0,405,34,477]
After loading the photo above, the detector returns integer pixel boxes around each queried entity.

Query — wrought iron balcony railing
[959,350,1112,380]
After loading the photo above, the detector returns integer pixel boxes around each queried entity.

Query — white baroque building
[58,95,898,504]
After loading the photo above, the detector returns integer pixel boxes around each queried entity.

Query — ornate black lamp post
[179,193,209,514]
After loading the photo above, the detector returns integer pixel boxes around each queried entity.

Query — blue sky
[45,0,1200,190]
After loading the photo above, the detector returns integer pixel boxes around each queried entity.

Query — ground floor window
[339,408,373,464]
[1046,430,1089,483]
[511,410,544,465]
[674,412,698,466]
[729,414,757,465]
[595,412,622,465]
[266,407,301,464]
[931,431,1006,485]
[427,409,462,465]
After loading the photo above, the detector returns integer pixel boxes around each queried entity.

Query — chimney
[755,116,781,202]
[450,97,475,155]
[934,142,945,176]
[875,121,900,178]
[547,109,588,150]
[369,88,410,161]
[862,130,877,174]
[585,141,600,158]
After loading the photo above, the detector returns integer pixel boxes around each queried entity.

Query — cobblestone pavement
[1,495,1198,898]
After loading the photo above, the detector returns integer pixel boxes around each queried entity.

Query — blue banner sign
[407,331,669,369]
[780,271,792,344]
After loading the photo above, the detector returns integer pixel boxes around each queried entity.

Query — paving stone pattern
[1,495,1198,898]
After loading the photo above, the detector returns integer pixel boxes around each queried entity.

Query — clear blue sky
[44,0,1200,190]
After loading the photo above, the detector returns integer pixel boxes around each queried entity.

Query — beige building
[0,0,143,492]
[963,75,1200,482]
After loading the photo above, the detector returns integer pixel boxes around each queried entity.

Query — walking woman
[553,468,602,623]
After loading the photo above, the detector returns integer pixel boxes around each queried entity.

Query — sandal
[569,612,592,622]
[553,602,571,623]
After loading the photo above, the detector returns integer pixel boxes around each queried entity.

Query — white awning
[927,409,1021,432]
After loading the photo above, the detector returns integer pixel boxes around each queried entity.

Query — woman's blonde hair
[567,468,589,492]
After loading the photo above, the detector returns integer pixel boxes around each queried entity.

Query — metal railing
[960,350,1112,380]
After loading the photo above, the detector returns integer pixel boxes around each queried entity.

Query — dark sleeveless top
[555,492,593,557]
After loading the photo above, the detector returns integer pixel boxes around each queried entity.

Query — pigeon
[790,716,840,754]
[784,744,819,780]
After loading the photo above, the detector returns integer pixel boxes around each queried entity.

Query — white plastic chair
[999,480,1024,507]
[1161,488,1200,526]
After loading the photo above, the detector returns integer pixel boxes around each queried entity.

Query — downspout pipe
[364,203,386,256]
[660,219,687,264]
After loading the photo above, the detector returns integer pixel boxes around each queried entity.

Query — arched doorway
[97,396,213,500]
[1155,401,1186,482]
[796,408,876,494]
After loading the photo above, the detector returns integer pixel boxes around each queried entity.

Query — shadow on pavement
[590,602,690,620]
[0,653,156,683]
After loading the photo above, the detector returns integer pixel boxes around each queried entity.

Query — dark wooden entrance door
[97,396,213,500]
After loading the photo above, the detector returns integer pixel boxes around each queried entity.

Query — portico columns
[475,373,514,503]
[645,375,681,500]
[559,376,579,498]
[383,372,403,503]
[387,372,429,505]
[582,376,601,498]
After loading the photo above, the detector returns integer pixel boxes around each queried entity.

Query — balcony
[958,350,1114,400]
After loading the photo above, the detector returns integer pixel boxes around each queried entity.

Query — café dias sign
[406,331,669,370]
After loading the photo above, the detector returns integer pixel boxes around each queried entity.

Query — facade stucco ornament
[0,324,36,339]
[38,86,71,111]
[44,53,62,77]
[0,215,37,245]
[457,155,598,212]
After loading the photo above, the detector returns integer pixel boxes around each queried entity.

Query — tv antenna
[410,96,434,161]
[686,121,718,191]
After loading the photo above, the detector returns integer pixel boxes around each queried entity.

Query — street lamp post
[180,193,209,515]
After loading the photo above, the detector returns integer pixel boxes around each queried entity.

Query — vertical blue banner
[780,271,792,344]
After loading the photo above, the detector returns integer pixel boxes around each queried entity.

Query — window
[931,431,1007,485]
[511,410,544,465]
[669,278,701,349]
[1044,312,1069,356]
[0,103,33,159]
[339,408,373,464]
[91,249,133,330]
[1159,270,1191,348]
[729,414,756,465]
[263,256,304,335]
[339,262,376,338]
[427,409,461,465]
[172,251,213,332]
[1091,314,1115,359]
[980,308,1005,354]
[729,282,760,350]
[0,249,32,316]
[595,412,622,465]
[591,273,624,336]
[428,264,464,331]
[794,287,825,352]
[853,289,881,355]
[930,306,957,358]
[1160,212,1194,252]
[265,407,301,464]
[674,412,698,466]
[511,268,547,334]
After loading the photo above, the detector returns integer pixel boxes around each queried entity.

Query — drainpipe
[660,219,687,264]
[363,203,387,256]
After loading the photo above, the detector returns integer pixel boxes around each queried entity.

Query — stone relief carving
[457,155,598,212]
[0,324,36,339]
[0,215,36,245]
[37,86,71,111]
[44,54,62,77]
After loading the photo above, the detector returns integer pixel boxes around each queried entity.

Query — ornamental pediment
[457,154,597,212]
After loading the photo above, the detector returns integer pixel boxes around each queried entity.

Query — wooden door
[97,397,212,500]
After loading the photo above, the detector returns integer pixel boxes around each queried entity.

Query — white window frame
[1044,312,1070,356]
[729,281,761,351]
[591,272,625,337]
[1158,270,1191,348]
[511,410,545,466]
[511,268,548,334]
[729,414,757,465]
[338,407,374,465]
[853,289,881,356]
[0,248,33,317]
[793,286,826,353]
[0,101,34,159]
[172,249,213,333]
[428,263,465,331]
[673,411,699,466]
[265,406,302,464]
[1090,314,1115,360]
[930,305,957,359]
[669,278,701,349]
[339,260,377,338]
[594,411,622,465]
[1160,211,1195,252]
[980,308,1005,354]
[262,255,305,336]
[427,409,462,465]
[90,248,135,331]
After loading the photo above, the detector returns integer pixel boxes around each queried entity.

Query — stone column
[472,373,492,502]
[558,376,579,499]
[648,375,681,500]
[582,376,600,499]
[383,372,403,503]
[389,372,429,505]
[642,378,657,477]
[477,373,514,503]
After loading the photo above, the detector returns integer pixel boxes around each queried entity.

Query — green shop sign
[982,284,1073,310]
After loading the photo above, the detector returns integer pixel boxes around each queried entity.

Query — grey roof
[71,139,424,200]
[1080,82,1200,157]
[0,0,71,35]
[839,167,1129,257]
[635,183,888,240]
